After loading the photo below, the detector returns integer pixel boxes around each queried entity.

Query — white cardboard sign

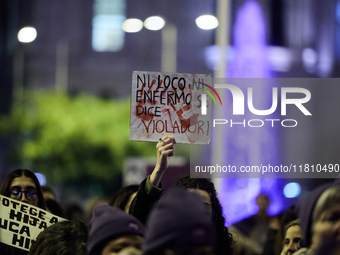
[130,71,213,144]
[0,195,65,251]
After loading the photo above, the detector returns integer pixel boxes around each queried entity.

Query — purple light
[34,172,46,186]
[217,0,283,225]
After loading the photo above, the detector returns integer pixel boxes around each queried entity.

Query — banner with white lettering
[130,71,213,144]
[0,195,65,251]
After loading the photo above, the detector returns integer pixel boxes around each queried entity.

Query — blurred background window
[92,0,126,52]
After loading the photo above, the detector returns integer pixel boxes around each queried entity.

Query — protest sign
[0,195,65,251]
[130,71,213,144]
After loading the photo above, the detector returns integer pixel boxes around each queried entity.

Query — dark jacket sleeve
[261,228,279,255]
[0,243,29,255]
[128,177,163,225]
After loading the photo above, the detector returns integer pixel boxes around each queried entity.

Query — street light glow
[18,27,37,43]
[34,172,46,186]
[283,182,301,198]
[123,18,143,33]
[144,16,165,31]
[195,15,218,30]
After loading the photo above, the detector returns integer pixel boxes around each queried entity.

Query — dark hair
[175,176,234,255]
[90,236,111,255]
[109,184,139,211]
[45,199,66,218]
[28,220,88,255]
[0,169,45,209]
[65,203,85,221]
[41,185,56,199]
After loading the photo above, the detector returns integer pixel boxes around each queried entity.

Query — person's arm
[149,135,176,188]
[129,135,176,224]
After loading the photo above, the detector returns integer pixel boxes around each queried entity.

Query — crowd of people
[0,135,339,255]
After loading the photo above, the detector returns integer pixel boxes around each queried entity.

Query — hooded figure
[295,183,340,255]
[143,187,216,255]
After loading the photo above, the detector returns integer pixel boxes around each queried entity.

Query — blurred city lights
[144,16,165,31]
[195,15,218,30]
[283,182,301,198]
[302,48,317,73]
[34,172,47,186]
[17,27,37,43]
[123,18,143,33]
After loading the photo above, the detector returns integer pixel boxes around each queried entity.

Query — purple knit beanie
[87,205,145,254]
[143,187,215,253]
